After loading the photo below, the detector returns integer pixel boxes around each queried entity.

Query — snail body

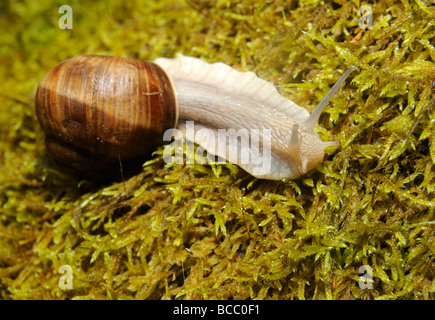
[35,54,355,180]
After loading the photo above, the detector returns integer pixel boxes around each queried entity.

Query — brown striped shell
[35,55,177,172]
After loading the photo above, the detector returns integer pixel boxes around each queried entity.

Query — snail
[35,54,356,180]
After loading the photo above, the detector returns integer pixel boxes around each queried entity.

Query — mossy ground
[1,0,435,299]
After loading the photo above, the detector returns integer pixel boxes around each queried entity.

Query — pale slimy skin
[154,56,355,180]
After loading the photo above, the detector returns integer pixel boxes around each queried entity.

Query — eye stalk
[304,65,357,131]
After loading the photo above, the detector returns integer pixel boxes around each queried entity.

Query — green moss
[1,0,435,299]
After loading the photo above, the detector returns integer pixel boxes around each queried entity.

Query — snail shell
[35,54,355,180]
[35,55,177,171]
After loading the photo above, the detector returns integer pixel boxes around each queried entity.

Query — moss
[1,0,435,299]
